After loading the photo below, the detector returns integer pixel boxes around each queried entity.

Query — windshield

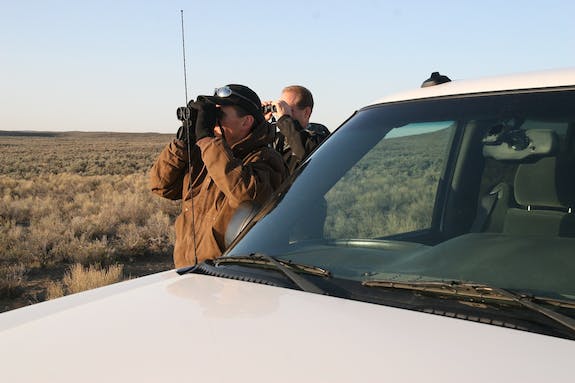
[228,90,575,304]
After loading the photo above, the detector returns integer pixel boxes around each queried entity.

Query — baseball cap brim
[202,95,263,119]
[201,95,236,106]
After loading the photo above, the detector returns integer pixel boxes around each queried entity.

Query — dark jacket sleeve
[276,116,330,161]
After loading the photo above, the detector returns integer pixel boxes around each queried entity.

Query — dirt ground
[0,256,173,313]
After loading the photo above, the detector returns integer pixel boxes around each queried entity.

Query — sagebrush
[0,131,178,312]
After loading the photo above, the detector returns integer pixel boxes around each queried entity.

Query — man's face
[214,105,252,146]
[281,90,311,127]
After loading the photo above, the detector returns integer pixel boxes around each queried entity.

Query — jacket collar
[229,120,275,156]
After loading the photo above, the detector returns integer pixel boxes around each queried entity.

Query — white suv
[1,69,575,382]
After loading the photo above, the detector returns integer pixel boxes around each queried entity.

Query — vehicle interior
[445,118,575,239]
[384,117,575,296]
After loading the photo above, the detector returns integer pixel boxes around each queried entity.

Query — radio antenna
[180,9,189,105]
[180,9,198,265]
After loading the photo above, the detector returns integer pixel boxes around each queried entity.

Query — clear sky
[2,0,574,134]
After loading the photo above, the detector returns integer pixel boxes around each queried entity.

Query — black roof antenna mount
[421,72,451,87]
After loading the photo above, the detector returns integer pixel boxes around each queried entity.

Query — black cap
[202,84,264,121]
[421,72,451,87]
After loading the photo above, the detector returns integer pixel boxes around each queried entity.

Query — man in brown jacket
[150,84,288,268]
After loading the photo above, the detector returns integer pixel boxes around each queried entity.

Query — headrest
[514,156,575,209]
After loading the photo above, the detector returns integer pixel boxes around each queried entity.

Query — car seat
[503,156,575,237]
[471,181,514,233]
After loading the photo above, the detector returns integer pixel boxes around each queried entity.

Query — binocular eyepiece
[176,106,191,121]
[176,105,224,123]
[262,104,277,114]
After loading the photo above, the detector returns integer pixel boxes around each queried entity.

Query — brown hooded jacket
[150,121,287,267]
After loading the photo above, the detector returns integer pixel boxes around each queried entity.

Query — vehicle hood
[0,270,573,382]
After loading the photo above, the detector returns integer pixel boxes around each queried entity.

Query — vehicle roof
[370,67,575,106]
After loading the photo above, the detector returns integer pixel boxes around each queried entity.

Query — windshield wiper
[212,253,329,295]
[362,278,575,334]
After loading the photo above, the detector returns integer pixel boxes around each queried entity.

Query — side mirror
[224,201,261,248]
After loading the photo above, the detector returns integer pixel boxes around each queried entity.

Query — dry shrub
[0,219,29,262]
[62,263,124,295]
[46,281,64,300]
[144,211,175,252]
[116,211,174,254]
[0,133,175,311]
[26,214,69,266]
[0,172,179,267]
[117,223,146,251]
[0,195,32,225]
[0,263,27,298]
[52,235,112,265]
[110,193,150,226]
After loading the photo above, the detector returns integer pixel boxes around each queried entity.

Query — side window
[323,122,454,239]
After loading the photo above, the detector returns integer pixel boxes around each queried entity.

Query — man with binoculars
[263,85,330,174]
[150,84,288,268]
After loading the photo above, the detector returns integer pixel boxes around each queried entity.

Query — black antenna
[180,9,198,265]
[180,10,189,105]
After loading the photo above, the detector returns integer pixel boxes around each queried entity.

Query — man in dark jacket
[150,84,288,268]
[263,85,330,174]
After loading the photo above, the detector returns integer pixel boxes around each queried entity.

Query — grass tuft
[62,263,124,295]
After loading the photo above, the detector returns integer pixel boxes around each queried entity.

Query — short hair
[282,85,314,111]
[232,104,249,117]
[229,104,258,128]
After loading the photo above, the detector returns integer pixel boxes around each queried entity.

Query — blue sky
[1,0,574,134]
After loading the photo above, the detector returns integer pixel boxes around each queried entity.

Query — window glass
[323,122,453,239]
[229,91,575,298]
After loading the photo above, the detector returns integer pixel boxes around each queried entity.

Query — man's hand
[274,100,292,119]
[262,100,291,121]
[176,111,198,143]
[188,98,217,140]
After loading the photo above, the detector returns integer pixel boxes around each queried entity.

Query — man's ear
[243,115,255,130]
[303,106,312,120]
